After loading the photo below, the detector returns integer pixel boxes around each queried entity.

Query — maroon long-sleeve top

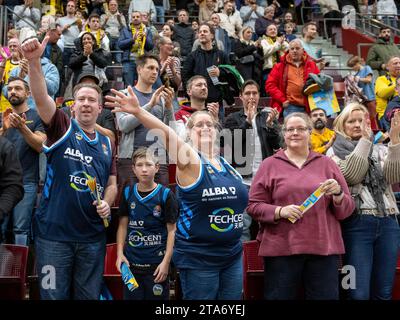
[247,149,355,257]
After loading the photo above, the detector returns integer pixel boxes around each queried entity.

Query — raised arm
[21,36,56,125]
[105,86,199,172]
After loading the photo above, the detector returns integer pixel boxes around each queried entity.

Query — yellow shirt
[375,74,397,119]
[0,60,19,113]
[311,127,335,154]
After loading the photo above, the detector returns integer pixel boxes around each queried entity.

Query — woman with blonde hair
[106,88,249,300]
[327,102,400,300]
[247,112,354,300]
[233,26,263,83]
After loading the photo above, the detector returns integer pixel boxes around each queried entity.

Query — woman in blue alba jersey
[106,86,249,300]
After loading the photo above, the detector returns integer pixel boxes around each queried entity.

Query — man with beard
[183,23,229,121]
[367,27,400,76]
[310,108,335,154]
[0,76,46,245]
[175,75,218,124]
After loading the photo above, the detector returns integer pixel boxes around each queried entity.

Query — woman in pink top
[247,112,355,300]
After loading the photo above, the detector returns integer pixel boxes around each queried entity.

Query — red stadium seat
[0,244,29,299]
[242,240,264,300]
[27,251,40,300]
[103,243,124,300]
[393,255,400,300]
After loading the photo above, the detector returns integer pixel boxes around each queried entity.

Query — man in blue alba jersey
[21,36,117,300]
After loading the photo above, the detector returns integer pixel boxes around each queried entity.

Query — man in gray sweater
[116,54,176,187]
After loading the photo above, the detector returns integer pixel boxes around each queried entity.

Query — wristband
[333,188,343,196]
[278,207,282,219]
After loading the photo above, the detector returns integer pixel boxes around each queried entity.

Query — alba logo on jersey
[202,187,236,197]
[69,171,104,194]
[209,207,244,232]
[64,147,93,165]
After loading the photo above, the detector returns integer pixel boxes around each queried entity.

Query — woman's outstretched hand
[105,86,140,115]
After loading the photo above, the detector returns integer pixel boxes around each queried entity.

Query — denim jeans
[62,47,75,67]
[341,214,400,300]
[13,183,37,245]
[155,6,165,23]
[379,117,391,132]
[283,104,306,118]
[179,255,243,300]
[122,60,138,87]
[0,183,37,245]
[263,254,340,300]
[35,236,106,300]
[109,37,122,64]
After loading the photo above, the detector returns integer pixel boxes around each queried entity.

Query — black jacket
[183,46,229,103]
[0,136,23,223]
[223,109,281,176]
[233,39,263,85]
[172,22,196,57]
[69,48,110,87]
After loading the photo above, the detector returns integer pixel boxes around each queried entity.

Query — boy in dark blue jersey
[116,148,178,300]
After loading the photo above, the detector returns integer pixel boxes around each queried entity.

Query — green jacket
[366,38,400,76]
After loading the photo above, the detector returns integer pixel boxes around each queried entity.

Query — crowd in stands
[1,0,400,301]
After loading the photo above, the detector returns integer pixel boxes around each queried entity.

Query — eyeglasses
[284,127,309,134]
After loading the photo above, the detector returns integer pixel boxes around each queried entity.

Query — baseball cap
[76,72,100,85]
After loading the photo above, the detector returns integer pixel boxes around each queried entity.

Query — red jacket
[175,102,200,123]
[265,51,320,114]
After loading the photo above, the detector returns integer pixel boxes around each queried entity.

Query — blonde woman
[327,103,400,300]
[106,88,249,300]
[233,26,263,83]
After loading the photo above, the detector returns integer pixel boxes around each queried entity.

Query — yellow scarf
[85,25,102,47]
[130,23,146,57]
[264,36,281,65]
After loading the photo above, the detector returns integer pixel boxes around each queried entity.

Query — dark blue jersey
[173,154,249,269]
[34,119,112,242]
[122,184,172,267]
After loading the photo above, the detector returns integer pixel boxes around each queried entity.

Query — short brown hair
[187,75,207,90]
[240,80,259,94]
[302,21,317,36]
[347,55,363,67]
[132,147,159,165]
[136,53,160,69]
[73,82,102,103]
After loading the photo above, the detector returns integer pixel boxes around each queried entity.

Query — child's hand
[116,253,130,273]
[153,260,169,283]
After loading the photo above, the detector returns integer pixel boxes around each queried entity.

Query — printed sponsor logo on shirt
[75,132,83,141]
[208,207,244,232]
[69,171,104,194]
[153,205,161,218]
[102,143,109,156]
[206,165,215,175]
[129,220,144,228]
[128,230,162,247]
[64,147,93,165]
[202,187,236,197]
[153,284,163,296]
